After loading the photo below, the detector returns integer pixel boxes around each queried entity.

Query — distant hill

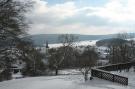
[96,38,128,47]
[24,33,135,46]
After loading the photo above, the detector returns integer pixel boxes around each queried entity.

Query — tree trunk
[55,68,58,75]
[84,73,88,81]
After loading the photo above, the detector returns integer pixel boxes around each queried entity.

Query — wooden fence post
[113,75,114,82]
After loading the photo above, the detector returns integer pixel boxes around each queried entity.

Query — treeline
[107,33,135,64]
[96,38,128,47]
[96,33,135,65]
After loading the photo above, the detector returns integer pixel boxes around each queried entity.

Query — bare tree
[77,46,98,81]
[48,48,63,75]
[58,34,78,47]
[128,33,135,59]
[116,32,128,40]
[108,33,132,64]
[48,34,78,75]
[58,34,78,66]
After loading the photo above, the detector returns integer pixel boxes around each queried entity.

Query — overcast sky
[27,0,135,35]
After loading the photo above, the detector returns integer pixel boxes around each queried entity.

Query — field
[0,69,135,89]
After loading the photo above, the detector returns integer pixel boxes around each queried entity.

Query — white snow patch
[59,69,81,75]
[12,72,23,79]
[48,40,97,48]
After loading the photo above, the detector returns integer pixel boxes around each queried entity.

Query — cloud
[31,0,77,19]
[87,0,135,22]
[27,0,78,25]
[29,22,135,35]
[26,0,135,35]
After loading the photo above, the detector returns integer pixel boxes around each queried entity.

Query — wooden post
[126,78,128,85]
[100,72,102,78]
[113,75,114,82]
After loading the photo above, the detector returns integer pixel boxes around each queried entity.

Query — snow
[0,75,128,89]
[12,72,23,79]
[48,40,97,48]
[111,67,135,87]
[0,69,4,74]
[59,69,81,75]
[1,69,135,89]
[97,60,109,65]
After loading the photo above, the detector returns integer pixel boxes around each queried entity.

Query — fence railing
[91,61,135,85]
[98,62,135,71]
[91,68,128,85]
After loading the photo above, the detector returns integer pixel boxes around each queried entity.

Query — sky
[27,0,135,35]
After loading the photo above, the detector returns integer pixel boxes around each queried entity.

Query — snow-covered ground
[111,67,135,87]
[0,69,135,89]
[0,75,132,89]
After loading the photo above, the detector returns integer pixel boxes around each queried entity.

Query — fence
[91,61,135,85]
[91,68,128,85]
[99,62,135,71]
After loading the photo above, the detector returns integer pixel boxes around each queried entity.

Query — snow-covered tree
[0,0,33,81]
[77,46,98,81]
